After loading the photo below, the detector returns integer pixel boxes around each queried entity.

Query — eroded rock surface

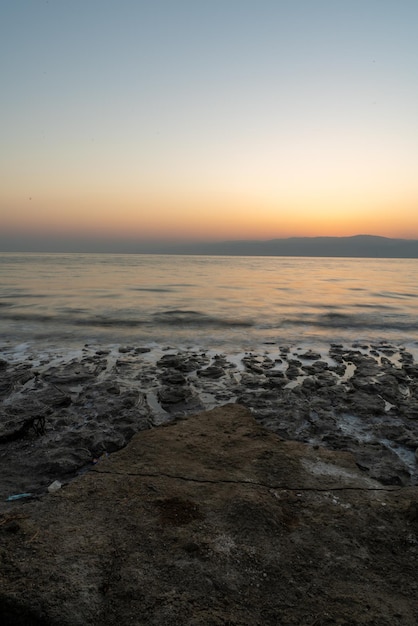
[1,342,418,500]
[1,405,417,625]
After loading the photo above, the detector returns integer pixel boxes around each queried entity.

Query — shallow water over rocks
[1,340,418,505]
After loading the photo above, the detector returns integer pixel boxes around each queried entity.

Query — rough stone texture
[1,405,417,626]
[2,342,418,502]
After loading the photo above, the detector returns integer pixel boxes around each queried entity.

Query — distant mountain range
[2,234,418,257]
[156,234,418,258]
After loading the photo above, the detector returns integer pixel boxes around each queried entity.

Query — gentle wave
[152,310,253,328]
[2,308,416,333]
[131,287,175,293]
[353,303,398,310]
[1,253,418,348]
[281,312,418,331]
[374,291,418,300]
[0,309,254,330]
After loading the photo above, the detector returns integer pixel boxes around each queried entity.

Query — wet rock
[346,390,386,416]
[242,356,264,374]
[354,355,381,374]
[286,366,300,380]
[374,374,401,402]
[381,348,397,356]
[40,385,72,408]
[302,360,329,374]
[157,354,182,369]
[90,431,128,455]
[299,350,322,360]
[157,353,207,372]
[1,344,418,509]
[266,370,285,379]
[400,351,414,364]
[197,366,224,379]
[404,363,418,378]
[264,374,287,390]
[158,386,190,405]
[134,346,151,354]
[301,377,319,391]
[351,376,378,393]
[239,373,265,389]
[404,402,418,420]
[316,371,337,386]
[330,363,347,376]
[42,361,104,385]
[382,366,408,383]
[329,350,344,363]
[320,433,357,450]
[106,384,120,395]
[243,354,275,373]
[39,446,93,475]
[356,445,411,485]
[118,346,135,353]
[0,366,34,396]
[212,354,232,366]
[160,371,187,385]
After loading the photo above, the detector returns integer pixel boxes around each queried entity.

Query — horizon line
[1,233,418,258]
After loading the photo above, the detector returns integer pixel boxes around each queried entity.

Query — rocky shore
[1,404,418,625]
[1,341,418,503]
[1,341,418,623]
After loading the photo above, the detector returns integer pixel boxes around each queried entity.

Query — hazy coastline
[2,234,418,257]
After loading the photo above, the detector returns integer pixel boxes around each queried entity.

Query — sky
[1,0,418,252]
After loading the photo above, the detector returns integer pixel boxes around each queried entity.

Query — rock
[197,365,224,379]
[302,360,329,374]
[160,371,187,385]
[299,350,321,360]
[0,405,417,626]
[39,446,93,475]
[301,377,319,391]
[158,386,189,405]
[285,366,300,380]
[242,355,274,373]
[106,384,120,395]
[1,344,418,521]
[42,361,103,385]
[118,346,134,353]
[47,480,62,493]
[346,390,386,416]
[157,353,207,372]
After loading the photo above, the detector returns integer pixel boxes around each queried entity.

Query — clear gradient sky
[2,1,418,251]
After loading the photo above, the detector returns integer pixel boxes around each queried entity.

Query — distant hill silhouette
[2,234,418,257]
[163,235,418,258]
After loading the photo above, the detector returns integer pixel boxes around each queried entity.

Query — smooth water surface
[1,253,418,351]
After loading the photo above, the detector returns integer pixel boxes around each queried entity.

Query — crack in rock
[90,467,401,492]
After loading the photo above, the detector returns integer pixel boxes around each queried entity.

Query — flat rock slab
[1,405,417,625]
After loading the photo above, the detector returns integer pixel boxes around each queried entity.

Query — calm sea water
[1,253,418,354]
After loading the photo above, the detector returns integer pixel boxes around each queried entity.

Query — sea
[1,252,418,359]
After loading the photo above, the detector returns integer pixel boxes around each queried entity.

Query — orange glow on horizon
[3,190,418,243]
[3,2,418,251]
[3,161,418,243]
